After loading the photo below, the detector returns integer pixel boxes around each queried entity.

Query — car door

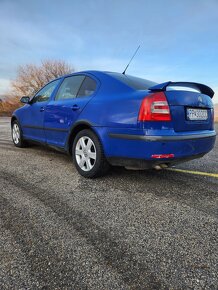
[21,79,60,143]
[44,75,97,148]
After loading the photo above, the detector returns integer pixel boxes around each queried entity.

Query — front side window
[77,77,97,97]
[55,75,85,100]
[33,80,60,103]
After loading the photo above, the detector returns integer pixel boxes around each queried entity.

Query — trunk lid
[165,90,213,132]
[149,82,214,132]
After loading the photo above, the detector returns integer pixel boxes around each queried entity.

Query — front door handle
[71,104,80,111]
[40,107,45,112]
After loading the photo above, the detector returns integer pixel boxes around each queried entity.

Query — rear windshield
[107,72,157,90]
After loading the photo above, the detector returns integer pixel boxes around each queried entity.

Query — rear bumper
[109,131,216,141]
[94,128,216,165]
[107,153,205,169]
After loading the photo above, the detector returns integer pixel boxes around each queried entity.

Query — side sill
[23,137,66,153]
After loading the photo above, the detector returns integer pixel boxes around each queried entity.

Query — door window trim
[31,78,61,103]
[53,74,100,101]
[54,75,85,101]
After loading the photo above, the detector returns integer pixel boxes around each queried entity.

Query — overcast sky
[0,0,218,102]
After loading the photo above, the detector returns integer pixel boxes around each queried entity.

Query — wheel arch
[66,121,101,155]
[11,115,18,127]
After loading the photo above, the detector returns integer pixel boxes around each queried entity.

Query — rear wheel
[11,120,27,148]
[72,129,110,178]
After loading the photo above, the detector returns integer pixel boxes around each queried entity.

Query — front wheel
[72,129,110,178]
[11,120,27,148]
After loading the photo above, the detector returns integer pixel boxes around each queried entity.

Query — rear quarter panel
[78,73,148,128]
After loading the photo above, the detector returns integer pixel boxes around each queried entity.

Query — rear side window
[77,77,97,98]
[55,75,85,100]
[108,72,157,90]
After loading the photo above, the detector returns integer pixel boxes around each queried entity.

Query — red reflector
[151,154,175,159]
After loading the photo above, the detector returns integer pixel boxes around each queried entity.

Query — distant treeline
[0,97,21,116]
[0,59,73,117]
[215,104,218,122]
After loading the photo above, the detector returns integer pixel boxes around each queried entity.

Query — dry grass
[0,98,21,116]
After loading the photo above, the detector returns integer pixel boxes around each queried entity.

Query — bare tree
[11,59,74,98]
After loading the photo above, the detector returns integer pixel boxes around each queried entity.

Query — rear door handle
[71,104,80,111]
[40,107,45,112]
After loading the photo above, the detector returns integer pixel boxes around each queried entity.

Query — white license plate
[186,108,208,121]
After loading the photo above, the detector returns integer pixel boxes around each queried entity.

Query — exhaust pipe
[154,164,168,170]
[160,164,168,169]
[154,165,162,170]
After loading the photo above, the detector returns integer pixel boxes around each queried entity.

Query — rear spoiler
[149,81,214,98]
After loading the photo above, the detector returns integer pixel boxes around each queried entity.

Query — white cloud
[0,78,11,95]
[212,88,218,104]
[72,57,126,73]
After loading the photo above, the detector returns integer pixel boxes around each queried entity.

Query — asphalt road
[0,117,217,290]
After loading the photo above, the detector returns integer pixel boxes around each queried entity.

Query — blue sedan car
[11,71,216,177]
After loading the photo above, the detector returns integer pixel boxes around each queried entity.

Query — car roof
[58,70,114,79]
[51,70,157,92]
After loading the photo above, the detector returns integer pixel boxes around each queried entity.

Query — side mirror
[20,96,30,104]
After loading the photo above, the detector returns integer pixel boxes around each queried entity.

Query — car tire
[72,129,110,178]
[11,120,28,148]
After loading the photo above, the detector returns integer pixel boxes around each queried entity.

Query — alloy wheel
[12,123,20,145]
[75,136,97,171]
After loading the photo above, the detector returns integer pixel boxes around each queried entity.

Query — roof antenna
[122,45,140,75]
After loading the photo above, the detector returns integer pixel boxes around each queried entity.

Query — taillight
[138,92,171,121]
